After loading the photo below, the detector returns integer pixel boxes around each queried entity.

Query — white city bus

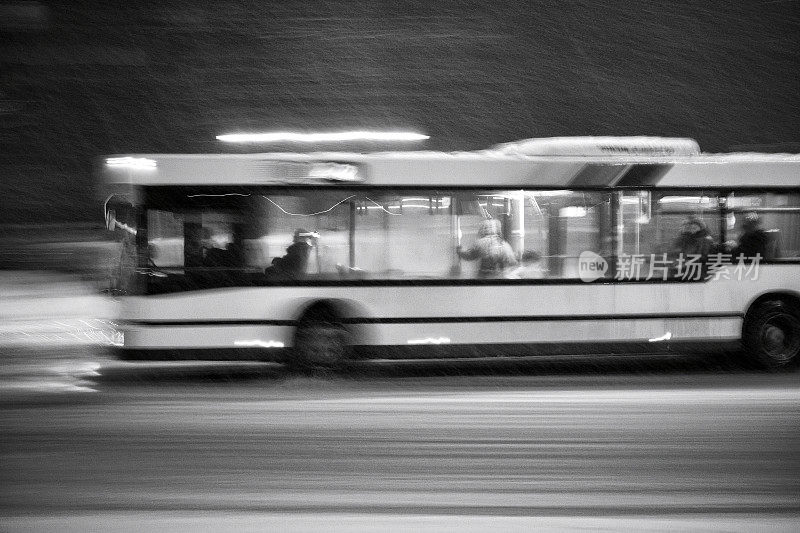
[102,137,800,369]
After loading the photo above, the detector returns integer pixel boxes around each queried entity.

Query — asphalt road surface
[1,361,799,532]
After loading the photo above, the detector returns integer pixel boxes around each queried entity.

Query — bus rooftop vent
[492,136,701,157]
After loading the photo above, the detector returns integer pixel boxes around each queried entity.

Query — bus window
[354,193,453,279]
[254,192,351,279]
[655,192,721,249]
[143,190,354,289]
[146,207,249,292]
[148,209,184,268]
[150,210,242,270]
[617,191,722,280]
[726,193,800,260]
[552,191,611,279]
[458,190,611,279]
[512,190,611,279]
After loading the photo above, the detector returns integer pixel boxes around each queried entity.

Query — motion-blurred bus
[101,137,800,369]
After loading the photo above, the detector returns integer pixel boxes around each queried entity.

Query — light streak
[648,332,672,342]
[187,193,251,198]
[105,157,157,169]
[234,339,285,348]
[407,337,451,345]
[263,195,354,216]
[184,194,356,217]
[216,131,429,143]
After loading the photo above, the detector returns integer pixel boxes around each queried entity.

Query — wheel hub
[762,324,786,354]
[760,314,800,364]
[296,324,348,368]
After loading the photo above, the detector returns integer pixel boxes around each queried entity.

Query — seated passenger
[266,229,316,280]
[223,233,245,267]
[729,212,770,260]
[201,235,245,288]
[456,219,517,278]
[203,247,229,268]
[673,215,714,260]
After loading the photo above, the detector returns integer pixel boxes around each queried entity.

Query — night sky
[1,0,798,223]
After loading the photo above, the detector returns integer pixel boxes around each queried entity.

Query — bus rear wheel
[743,300,800,370]
[291,320,351,371]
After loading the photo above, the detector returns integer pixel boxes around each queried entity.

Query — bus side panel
[118,281,744,357]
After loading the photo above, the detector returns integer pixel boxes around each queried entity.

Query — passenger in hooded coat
[673,215,715,259]
[456,219,517,278]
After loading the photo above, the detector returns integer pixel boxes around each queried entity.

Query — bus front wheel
[743,300,800,370]
[291,320,351,371]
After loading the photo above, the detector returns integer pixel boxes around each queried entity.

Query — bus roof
[102,136,800,189]
[490,136,702,156]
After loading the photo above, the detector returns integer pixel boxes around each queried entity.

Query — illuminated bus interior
[134,187,800,294]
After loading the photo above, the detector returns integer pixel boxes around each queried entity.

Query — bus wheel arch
[742,292,800,370]
[290,299,370,370]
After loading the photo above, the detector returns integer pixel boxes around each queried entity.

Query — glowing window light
[105,157,157,169]
[658,196,712,204]
[527,190,572,197]
[216,131,430,143]
[559,206,587,218]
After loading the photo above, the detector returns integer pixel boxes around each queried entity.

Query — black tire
[291,319,351,371]
[743,300,800,370]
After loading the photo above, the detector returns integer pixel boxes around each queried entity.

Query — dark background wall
[1,0,798,224]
